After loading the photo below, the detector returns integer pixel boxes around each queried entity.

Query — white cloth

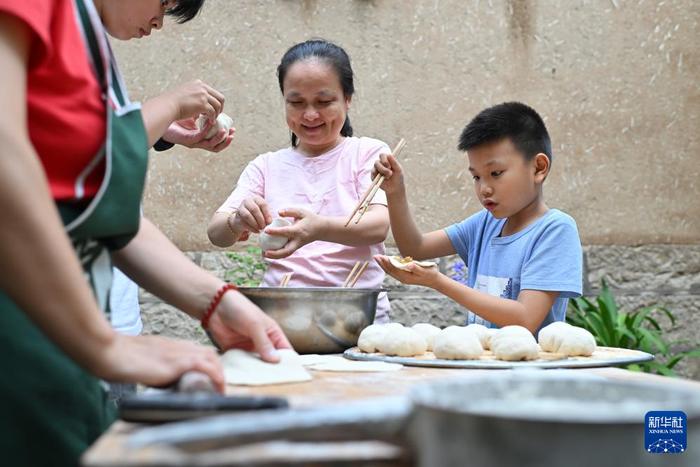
[109,267,142,335]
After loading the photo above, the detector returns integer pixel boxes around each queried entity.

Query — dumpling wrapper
[299,354,402,372]
[221,349,312,386]
[388,255,437,270]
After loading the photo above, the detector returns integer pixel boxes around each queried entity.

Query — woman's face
[282,59,351,156]
[96,0,176,40]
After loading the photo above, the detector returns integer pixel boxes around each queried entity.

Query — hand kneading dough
[411,323,441,351]
[377,326,427,357]
[465,323,491,349]
[358,323,404,353]
[433,326,483,360]
[221,349,312,386]
[196,112,234,139]
[538,322,596,356]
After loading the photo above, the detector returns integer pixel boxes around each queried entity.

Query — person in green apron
[0,1,291,466]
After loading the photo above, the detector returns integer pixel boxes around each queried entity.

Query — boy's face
[467,139,544,219]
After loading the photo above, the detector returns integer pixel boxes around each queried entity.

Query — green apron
[0,0,148,465]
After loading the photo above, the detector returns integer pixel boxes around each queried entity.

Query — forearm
[432,275,539,332]
[319,206,388,246]
[113,217,224,319]
[207,212,242,247]
[141,94,178,148]
[386,188,429,258]
[0,138,116,373]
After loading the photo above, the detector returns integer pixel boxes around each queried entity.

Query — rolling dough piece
[299,355,402,372]
[538,322,596,356]
[491,335,540,361]
[465,323,491,349]
[196,112,234,139]
[358,323,404,353]
[221,349,311,386]
[388,255,437,270]
[411,323,441,351]
[377,326,427,357]
[433,326,483,360]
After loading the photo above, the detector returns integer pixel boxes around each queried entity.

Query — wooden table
[83,365,700,466]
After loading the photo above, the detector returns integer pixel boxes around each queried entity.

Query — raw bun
[259,218,291,251]
[465,323,491,349]
[196,112,234,139]
[490,325,539,361]
[491,335,540,361]
[357,323,404,353]
[411,323,441,351]
[432,326,483,360]
[538,322,596,356]
[377,326,427,357]
[388,255,437,270]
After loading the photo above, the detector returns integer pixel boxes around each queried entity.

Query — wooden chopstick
[279,272,292,287]
[344,139,407,227]
[348,261,369,288]
[342,261,361,288]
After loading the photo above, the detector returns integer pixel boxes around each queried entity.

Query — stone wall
[140,245,700,379]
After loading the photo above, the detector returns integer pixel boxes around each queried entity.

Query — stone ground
[140,245,700,380]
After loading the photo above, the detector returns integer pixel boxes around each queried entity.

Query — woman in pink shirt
[208,39,392,321]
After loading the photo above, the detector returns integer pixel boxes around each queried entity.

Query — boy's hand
[372,153,405,195]
[374,254,442,288]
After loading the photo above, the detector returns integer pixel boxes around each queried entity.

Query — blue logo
[645,411,687,454]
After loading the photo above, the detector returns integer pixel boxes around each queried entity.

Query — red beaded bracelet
[201,283,237,330]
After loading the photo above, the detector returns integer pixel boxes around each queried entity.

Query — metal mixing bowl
[238,287,382,354]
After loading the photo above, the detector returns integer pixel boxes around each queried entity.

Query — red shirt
[0,0,105,201]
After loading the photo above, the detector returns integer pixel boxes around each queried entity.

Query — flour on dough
[221,348,312,386]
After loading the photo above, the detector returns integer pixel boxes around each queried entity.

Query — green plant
[567,279,700,376]
[224,246,267,287]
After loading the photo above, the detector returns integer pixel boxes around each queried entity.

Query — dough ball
[259,218,291,251]
[196,112,234,139]
[537,321,572,352]
[432,326,483,360]
[465,323,491,349]
[377,326,427,357]
[491,335,540,361]
[538,322,596,356]
[411,323,441,351]
[490,325,534,349]
[358,323,404,353]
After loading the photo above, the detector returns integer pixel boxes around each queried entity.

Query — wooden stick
[342,261,361,288]
[345,139,406,227]
[280,272,292,287]
[348,261,369,288]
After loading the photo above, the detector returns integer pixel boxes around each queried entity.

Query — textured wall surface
[141,246,700,379]
[112,0,700,250]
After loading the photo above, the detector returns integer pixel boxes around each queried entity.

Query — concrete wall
[112,0,700,249]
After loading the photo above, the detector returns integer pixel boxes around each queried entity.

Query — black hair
[277,39,354,147]
[458,102,552,163]
[166,0,205,24]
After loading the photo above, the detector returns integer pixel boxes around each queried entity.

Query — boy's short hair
[458,102,552,162]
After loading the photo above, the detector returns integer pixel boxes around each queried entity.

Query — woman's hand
[206,291,293,362]
[163,79,226,123]
[262,208,326,259]
[98,334,225,393]
[372,152,405,195]
[162,117,234,152]
[233,196,273,233]
[374,254,442,288]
